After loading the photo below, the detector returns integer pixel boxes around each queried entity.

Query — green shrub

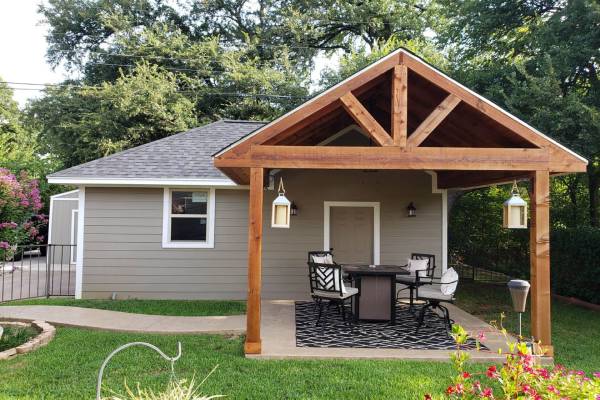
[551,227,600,304]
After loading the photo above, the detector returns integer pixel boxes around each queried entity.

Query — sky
[0,1,68,106]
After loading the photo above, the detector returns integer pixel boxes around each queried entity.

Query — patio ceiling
[213,48,586,188]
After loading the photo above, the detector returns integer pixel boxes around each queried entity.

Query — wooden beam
[245,167,263,354]
[339,92,394,146]
[407,94,461,148]
[530,170,553,356]
[392,64,408,148]
[213,146,552,171]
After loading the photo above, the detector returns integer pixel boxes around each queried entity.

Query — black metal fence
[453,262,512,284]
[1,244,76,302]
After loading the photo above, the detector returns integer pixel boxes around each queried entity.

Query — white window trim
[162,188,215,248]
[323,201,381,265]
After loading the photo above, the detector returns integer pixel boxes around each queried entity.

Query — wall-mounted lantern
[503,181,527,229]
[407,202,417,217]
[290,202,298,216]
[271,178,291,228]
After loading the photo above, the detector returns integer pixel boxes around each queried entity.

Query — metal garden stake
[96,341,182,400]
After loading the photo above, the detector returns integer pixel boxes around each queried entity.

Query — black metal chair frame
[308,261,358,325]
[396,253,436,311]
[415,276,459,333]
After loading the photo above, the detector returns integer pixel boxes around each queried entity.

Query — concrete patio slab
[250,300,538,363]
[0,305,245,335]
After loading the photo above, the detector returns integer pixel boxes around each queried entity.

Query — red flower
[481,387,494,398]
[537,368,550,379]
[486,365,497,378]
[547,385,559,395]
[462,372,471,379]
[446,386,455,395]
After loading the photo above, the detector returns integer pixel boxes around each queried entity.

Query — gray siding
[82,170,442,300]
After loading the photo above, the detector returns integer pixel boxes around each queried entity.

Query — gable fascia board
[47,177,246,188]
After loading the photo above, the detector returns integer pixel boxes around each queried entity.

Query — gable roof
[47,120,265,185]
[214,48,587,167]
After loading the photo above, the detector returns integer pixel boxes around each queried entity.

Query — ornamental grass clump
[105,378,223,400]
[425,324,600,399]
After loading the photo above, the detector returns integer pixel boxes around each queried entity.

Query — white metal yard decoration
[503,181,528,229]
[96,341,182,400]
[271,178,292,228]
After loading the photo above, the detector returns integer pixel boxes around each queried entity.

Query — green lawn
[0,284,597,399]
[0,298,246,316]
[0,328,477,399]
[454,280,600,372]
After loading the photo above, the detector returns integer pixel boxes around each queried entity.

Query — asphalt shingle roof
[48,120,265,180]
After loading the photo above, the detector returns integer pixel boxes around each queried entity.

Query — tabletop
[342,264,410,276]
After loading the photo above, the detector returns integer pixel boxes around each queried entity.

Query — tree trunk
[588,166,600,227]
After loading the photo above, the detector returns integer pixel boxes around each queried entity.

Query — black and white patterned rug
[295,301,486,350]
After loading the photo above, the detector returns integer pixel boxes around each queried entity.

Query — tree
[28,61,197,167]
[438,0,600,226]
[0,80,36,165]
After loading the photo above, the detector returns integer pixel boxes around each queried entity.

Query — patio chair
[307,257,359,325]
[415,267,459,332]
[308,250,352,284]
[396,253,436,311]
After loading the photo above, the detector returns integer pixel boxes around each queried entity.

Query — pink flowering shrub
[425,324,600,399]
[0,168,46,260]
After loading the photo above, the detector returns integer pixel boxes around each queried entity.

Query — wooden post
[530,170,553,355]
[245,167,263,354]
[392,64,408,148]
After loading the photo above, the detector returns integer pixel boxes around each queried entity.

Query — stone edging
[0,320,56,360]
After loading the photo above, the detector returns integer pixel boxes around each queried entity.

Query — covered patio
[213,48,587,359]
[254,300,508,361]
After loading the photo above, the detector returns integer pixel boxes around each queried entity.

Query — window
[162,188,215,248]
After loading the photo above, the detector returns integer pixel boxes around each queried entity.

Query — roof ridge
[222,119,269,124]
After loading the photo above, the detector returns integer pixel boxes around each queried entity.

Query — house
[48,48,587,355]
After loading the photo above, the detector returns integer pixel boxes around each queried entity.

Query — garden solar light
[507,279,530,337]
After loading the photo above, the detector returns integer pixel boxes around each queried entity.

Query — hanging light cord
[511,180,520,196]
[278,177,286,195]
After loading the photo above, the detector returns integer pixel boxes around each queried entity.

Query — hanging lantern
[503,181,527,229]
[407,202,417,217]
[290,202,298,216]
[271,178,291,228]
